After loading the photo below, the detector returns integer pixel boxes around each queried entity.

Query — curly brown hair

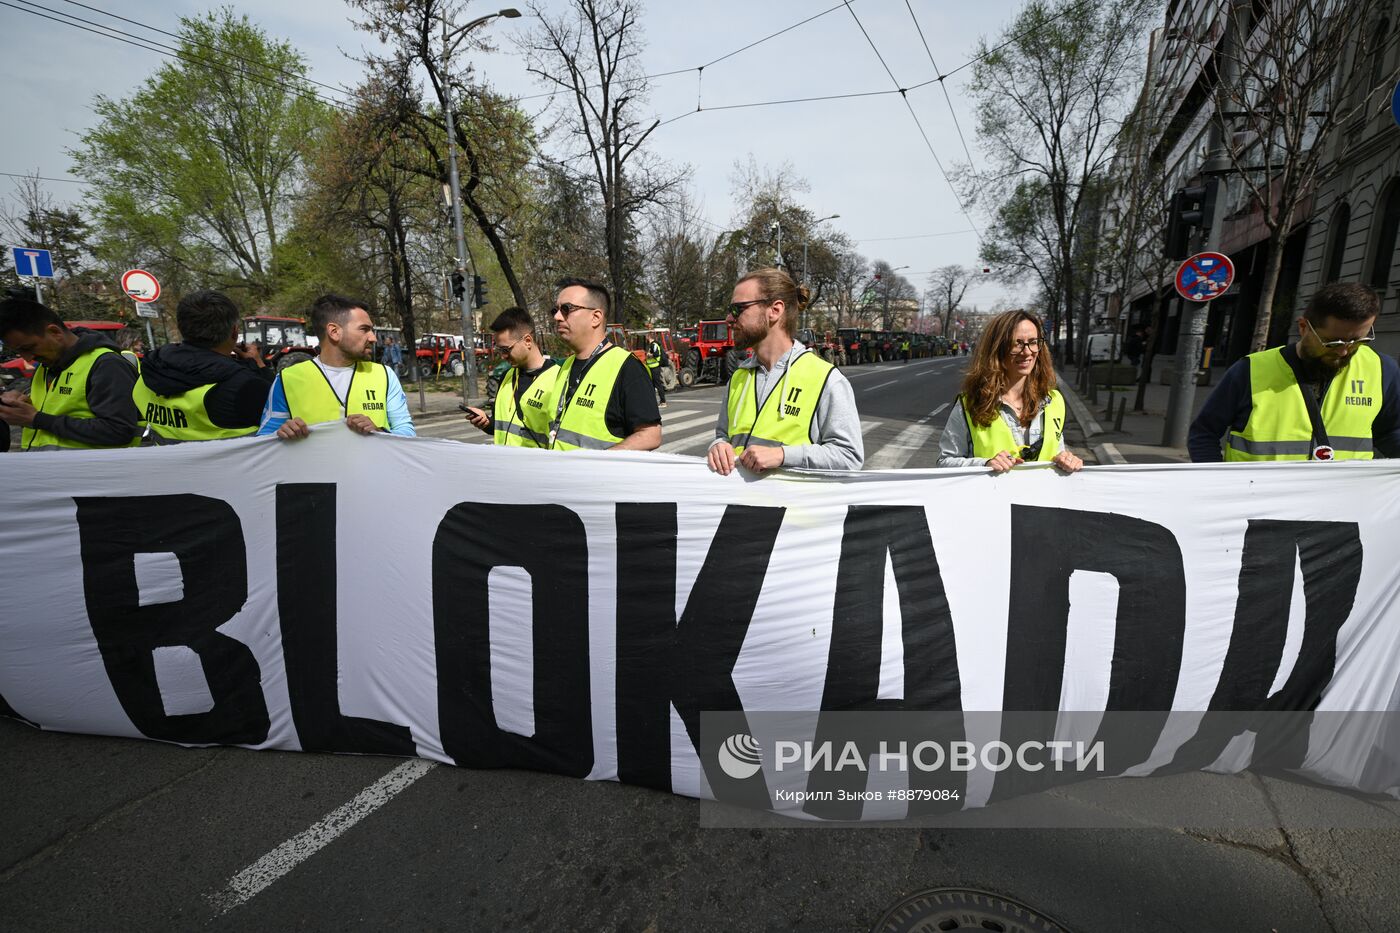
[960,310,1056,427]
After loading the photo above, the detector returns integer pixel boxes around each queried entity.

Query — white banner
[2,427,1399,819]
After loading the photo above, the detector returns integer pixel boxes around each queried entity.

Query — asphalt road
[6,355,1400,931]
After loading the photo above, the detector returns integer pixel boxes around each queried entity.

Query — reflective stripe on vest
[726,350,834,455]
[960,391,1066,461]
[280,360,391,429]
[132,375,257,444]
[548,345,631,450]
[23,347,139,450]
[493,363,559,447]
[1226,346,1381,461]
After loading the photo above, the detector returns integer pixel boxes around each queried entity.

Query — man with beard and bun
[257,293,416,439]
[1189,282,1400,461]
[546,277,660,451]
[706,267,863,474]
[132,289,274,443]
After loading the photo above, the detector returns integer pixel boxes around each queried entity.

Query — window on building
[1368,182,1400,289]
[1324,202,1350,283]
[1370,18,1392,91]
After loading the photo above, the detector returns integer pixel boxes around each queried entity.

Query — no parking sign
[1175,252,1234,302]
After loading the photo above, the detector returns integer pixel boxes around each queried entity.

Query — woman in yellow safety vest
[937,309,1082,474]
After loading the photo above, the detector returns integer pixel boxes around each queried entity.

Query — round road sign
[122,269,161,303]
[1175,252,1234,303]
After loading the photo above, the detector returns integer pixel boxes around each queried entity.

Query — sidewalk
[1060,356,1216,465]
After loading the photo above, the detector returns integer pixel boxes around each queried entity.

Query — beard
[732,318,768,351]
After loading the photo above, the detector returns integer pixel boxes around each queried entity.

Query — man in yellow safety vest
[0,294,140,450]
[545,277,660,451]
[463,306,559,447]
[1189,283,1400,462]
[256,293,416,440]
[706,267,864,475]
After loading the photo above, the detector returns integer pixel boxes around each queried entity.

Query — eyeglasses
[494,338,524,355]
[553,302,597,317]
[1006,338,1046,354]
[1304,319,1375,350]
[727,298,771,318]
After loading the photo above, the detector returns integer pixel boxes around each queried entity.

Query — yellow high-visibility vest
[493,363,559,447]
[132,375,257,444]
[960,391,1066,461]
[725,349,834,455]
[547,345,632,450]
[1226,346,1381,461]
[280,360,390,429]
[23,347,139,450]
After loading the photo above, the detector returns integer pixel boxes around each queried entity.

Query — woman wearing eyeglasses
[937,309,1083,473]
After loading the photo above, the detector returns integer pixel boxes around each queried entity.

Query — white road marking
[865,423,940,470]
[658,434,716,454]
[658,414,716,434]
[207,759,437,915]
[864,380,898,391]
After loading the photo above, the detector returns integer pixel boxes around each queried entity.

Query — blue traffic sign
[10,246,54,279]
[1175,251,1235,303]
[1392,79,1400,127]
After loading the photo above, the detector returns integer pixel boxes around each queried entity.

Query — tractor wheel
[660,366,678,391]
[485,373,502,401]
[722,349,743,381]
[278,351,313,371]
[450,356,465,377]
[678,366,697,387]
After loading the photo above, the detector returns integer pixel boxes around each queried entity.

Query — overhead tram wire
[903,0,976,170]
[0,172,91,186]
[57,0,359,101]
[513,0,856,104]
[1,1,357,116]
[839,1,981,243]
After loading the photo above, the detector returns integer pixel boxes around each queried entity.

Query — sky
[0,0,1050,310]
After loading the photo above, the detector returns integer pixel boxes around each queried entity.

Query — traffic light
[471,274,488,309]
[1164,180,1218,260]
[450,271,465,299]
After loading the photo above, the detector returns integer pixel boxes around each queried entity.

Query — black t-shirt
[512,359,558,407]
[565,347,661,438]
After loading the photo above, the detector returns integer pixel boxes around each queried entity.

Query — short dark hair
[555,277,610,317]
[490,306,535,338]
[0,295,64,338]
[310,293,370,338]
[1304,282,1380,325]
[177,290,241,349]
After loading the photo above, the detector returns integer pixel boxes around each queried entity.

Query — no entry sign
[1175,252,1234,303]
[121,269,161,303]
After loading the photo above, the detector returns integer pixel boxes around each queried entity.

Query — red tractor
[241,316,317,370]
[415,333,467,376]
[797,328,846,366]
[680,320,746,386]
[627,328,688,391]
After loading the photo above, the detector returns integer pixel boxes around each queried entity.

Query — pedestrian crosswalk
[411,404,947,468]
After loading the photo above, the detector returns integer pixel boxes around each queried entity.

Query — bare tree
[350,0,536,308]
[526,0,686,322]
[868,260,918,331]
[646,193,714,330]
[1211,0,1395,350]
[966,0,1155,361]
[926,265,973,337]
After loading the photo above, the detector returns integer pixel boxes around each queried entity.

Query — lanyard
[312,361,357,414]
[1284,352,1332,456]
[549,341,611,445]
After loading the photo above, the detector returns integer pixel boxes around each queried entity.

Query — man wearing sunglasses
[545,277,660,451]
[463,307,558,448]
[1189,282,1400,462]
[707,267,863,475]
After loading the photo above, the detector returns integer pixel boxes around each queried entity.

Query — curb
[1058,382,1105,437]
[1092,441,1129,465]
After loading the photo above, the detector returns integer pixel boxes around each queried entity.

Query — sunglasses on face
[727,298,770,318]
[553,303,597,317]
[1304,319,1375,350]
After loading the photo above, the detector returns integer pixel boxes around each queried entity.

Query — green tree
[71,9,331,301]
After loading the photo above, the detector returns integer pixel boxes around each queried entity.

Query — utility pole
[1161,0,1244,448]
[441,7,520,402]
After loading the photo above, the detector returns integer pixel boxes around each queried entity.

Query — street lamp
[442,7,520,401]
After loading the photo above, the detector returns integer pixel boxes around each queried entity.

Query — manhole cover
[871,887,1071,933]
